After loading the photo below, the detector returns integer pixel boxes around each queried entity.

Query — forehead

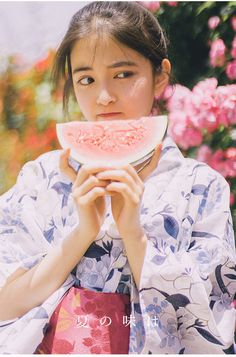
[70,34,147,68]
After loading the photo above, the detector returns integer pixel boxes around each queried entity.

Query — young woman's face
[70,35,158,121]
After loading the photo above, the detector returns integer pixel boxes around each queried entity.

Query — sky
[0,2,89,67]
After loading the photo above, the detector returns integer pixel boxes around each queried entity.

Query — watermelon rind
[56,115,168,167]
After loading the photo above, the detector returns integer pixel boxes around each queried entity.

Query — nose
[96,85,116,106]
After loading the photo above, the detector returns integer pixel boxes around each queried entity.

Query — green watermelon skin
[56,115,168,166]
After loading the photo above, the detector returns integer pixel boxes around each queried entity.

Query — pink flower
[161,84,174,101]
[231,16,236,31]
[180,127,203,150]
[168,112,202,150]
[231,36,236,59]
[225,148,236,160]
[168,111,188,138]
[208,16,220,30]
[208,149,228,177]
[226,60,236,80]
[225,148,236,178]
[192,78,218,95]
[230,193,235,206]
[166,79,236,153]
[139,2,160,12]
[190,78,219,132]
[209,39,226,67]
[190,111,219,133]
[167,2,178,6]
[196,145,212,163]
[215,85,236,125]
[208,149,236,178]
[196,145,236,178]
[166,84,192,112]
[197,146,236,179]
[226,158,236,177]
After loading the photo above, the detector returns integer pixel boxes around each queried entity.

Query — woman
[0,1,235,354]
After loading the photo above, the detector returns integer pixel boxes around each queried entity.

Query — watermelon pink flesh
[56,116,167,165]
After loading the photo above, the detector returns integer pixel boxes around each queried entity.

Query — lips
[97,112,122,119]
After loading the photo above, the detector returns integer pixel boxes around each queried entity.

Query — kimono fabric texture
[0,136,235,354]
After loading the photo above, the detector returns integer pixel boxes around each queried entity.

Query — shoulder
[183,157,231,219]
[16,149,82,190]
[153,137,230,200]
[13,150,65,191]
[0,150,63,204]
[184,156,229,192]
[33,149,62,169]
[161,136,229,192]
[18,150,62,177]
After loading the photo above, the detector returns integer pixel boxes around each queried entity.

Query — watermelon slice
[56,115,168,166]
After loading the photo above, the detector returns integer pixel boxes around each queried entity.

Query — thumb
[59,148,77,183]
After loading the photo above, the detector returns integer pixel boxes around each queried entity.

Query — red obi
[35,286,131,354]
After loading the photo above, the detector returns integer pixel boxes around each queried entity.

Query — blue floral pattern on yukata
[0,136,235,354]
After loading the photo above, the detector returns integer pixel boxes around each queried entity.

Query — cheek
[73,80,90,107]
[74,91,92,114]
[124,78,154,105]
[122,78,154,117]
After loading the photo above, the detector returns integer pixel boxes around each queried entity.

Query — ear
[154,59,171,98]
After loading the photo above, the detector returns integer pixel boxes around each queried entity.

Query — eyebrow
[72,61,138,75]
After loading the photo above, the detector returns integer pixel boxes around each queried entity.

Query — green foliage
[157,1,236,87]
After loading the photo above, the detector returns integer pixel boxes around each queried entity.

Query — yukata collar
[68,156,82,173]
[145,136,185,179]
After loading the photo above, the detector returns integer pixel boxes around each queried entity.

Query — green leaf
[222,14,230,22]
[218,125,225,133]
[196,2,215,15]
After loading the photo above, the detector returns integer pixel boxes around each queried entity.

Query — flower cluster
[208,15,236,80]
[162,78,236,209]
[165,79,236,148]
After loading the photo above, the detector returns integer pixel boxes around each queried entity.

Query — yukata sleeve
[0,156,75,354]
[138,174,236,354]
[0,159,49,290]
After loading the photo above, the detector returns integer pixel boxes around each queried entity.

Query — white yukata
[0,136,235,354]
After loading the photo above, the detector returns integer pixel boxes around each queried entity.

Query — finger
[96,169,136,187]
[73,164,114,189]
[73,186,107,206]
[126,163,145,188]
[72,175,109,197]
[106,182,140,205]
[96,167,144,196]
[59,149,77,183]
[120,164,145,189]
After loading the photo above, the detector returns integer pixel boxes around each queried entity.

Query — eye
[77,76,94,86]
[115,71,134,79]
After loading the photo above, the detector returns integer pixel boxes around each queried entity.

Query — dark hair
[51,1,169,116]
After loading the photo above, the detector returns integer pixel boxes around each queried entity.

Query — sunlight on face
[70,35,157,121]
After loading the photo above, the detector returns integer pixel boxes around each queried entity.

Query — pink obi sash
[35,286,131,354]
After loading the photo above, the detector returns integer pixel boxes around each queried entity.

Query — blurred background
[0,1,235,233]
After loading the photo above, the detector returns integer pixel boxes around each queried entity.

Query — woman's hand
[59,149,111,240]
[95,144,162,239]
